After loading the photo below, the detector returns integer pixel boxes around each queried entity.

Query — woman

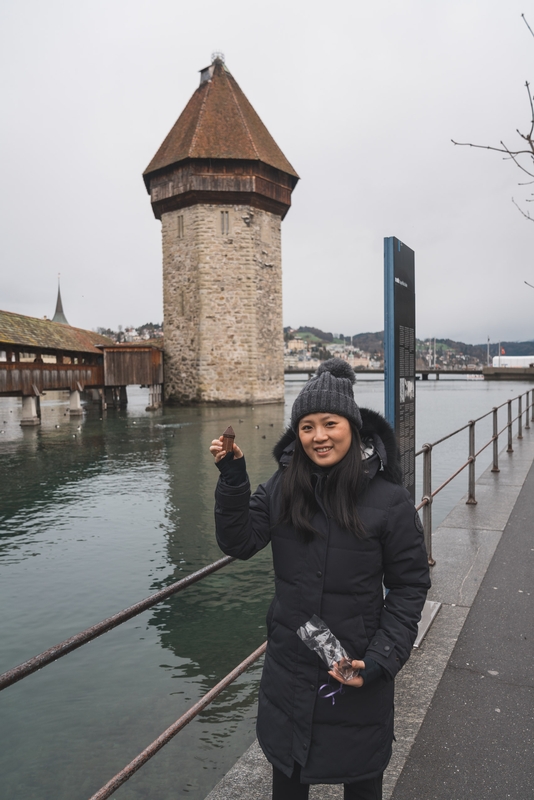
[210,359,430,800]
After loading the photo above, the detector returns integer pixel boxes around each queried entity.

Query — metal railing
[0,555,235,692]
[416,388,533,565]
[88,641,267,800]
[1,386,533,798]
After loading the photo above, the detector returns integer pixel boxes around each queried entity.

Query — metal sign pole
[385,237,441,646]
[384,236,416,502]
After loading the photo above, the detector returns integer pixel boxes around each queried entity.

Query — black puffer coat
[214,408,430,784]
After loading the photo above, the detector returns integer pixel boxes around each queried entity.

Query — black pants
[272,763,383,800]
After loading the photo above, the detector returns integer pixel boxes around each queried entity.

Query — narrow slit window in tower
[221,210,229,235]
[177,215,184,239]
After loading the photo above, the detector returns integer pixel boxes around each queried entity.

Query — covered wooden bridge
[0,310,163,425]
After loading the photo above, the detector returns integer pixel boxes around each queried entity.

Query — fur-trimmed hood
[272,407,403,485]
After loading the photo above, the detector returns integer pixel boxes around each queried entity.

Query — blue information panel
[384,237,416,501]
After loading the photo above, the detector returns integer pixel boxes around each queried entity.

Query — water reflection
[0,390,291,800]
[147,402,285,751]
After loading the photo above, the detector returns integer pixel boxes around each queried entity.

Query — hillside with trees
[285,326,534,364]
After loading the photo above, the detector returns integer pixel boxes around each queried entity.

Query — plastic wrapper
[296,614,359,681]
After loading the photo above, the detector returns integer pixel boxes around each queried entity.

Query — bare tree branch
[451,139,532,157]
[512,197,534,221]
[452,16,534,222]
[525,80,534,137]
[522,13,534,39]
[499,140,534,179]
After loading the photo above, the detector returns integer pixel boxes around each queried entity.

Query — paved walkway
[205,429,534,800]
[390,458,534,798]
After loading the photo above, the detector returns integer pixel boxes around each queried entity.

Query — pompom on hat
[290,358,362,431]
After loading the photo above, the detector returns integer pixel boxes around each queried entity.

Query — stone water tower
[143,56,298,404]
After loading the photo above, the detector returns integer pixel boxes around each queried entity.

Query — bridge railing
[0,387,533,798]
[0,361,104,393]
[416,389,533,564]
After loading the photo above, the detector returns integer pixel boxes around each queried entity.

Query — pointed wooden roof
[143,58,298,186]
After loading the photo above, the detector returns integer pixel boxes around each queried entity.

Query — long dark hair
[278,421,368,541]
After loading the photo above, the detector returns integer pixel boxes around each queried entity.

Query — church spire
[52,275,69,325]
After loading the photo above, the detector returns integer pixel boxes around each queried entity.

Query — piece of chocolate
[221,425,236,454]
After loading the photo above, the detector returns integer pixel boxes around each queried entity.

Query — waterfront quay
[206,424,534,800]
[285,365,534,381]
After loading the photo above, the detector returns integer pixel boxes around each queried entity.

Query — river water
[0,376,531,800]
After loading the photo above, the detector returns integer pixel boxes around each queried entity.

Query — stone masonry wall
[162,203,284,404]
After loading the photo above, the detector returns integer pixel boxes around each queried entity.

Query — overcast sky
[1,0,533,345]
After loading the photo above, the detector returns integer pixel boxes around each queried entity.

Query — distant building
[492,355,534,368]
[288,338,309,353]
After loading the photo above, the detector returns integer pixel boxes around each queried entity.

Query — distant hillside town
[284,327,534,370]
[95,322,163,344]
[94,321,533,370]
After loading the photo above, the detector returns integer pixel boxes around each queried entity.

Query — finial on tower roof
[199,52,226,85]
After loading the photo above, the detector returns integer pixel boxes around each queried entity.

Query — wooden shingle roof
[143,58,298,185]
[0,309,113,353]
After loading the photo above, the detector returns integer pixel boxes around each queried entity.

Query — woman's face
[298,413,352,467]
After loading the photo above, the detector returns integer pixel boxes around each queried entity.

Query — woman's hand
[328,659,365,688]
[209,436,244,463]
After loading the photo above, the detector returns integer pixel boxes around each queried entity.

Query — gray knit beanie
[290,358,362,431]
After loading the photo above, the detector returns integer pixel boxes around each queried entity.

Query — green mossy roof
[0,309,113,353]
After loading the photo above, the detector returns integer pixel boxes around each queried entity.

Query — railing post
[507,399,513,453]
[466,420,477,504]
[491,407,500,472]
[525,391,530,430]
[532,388,534,423]
[518,395,523,439]
[422,443,435,566]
